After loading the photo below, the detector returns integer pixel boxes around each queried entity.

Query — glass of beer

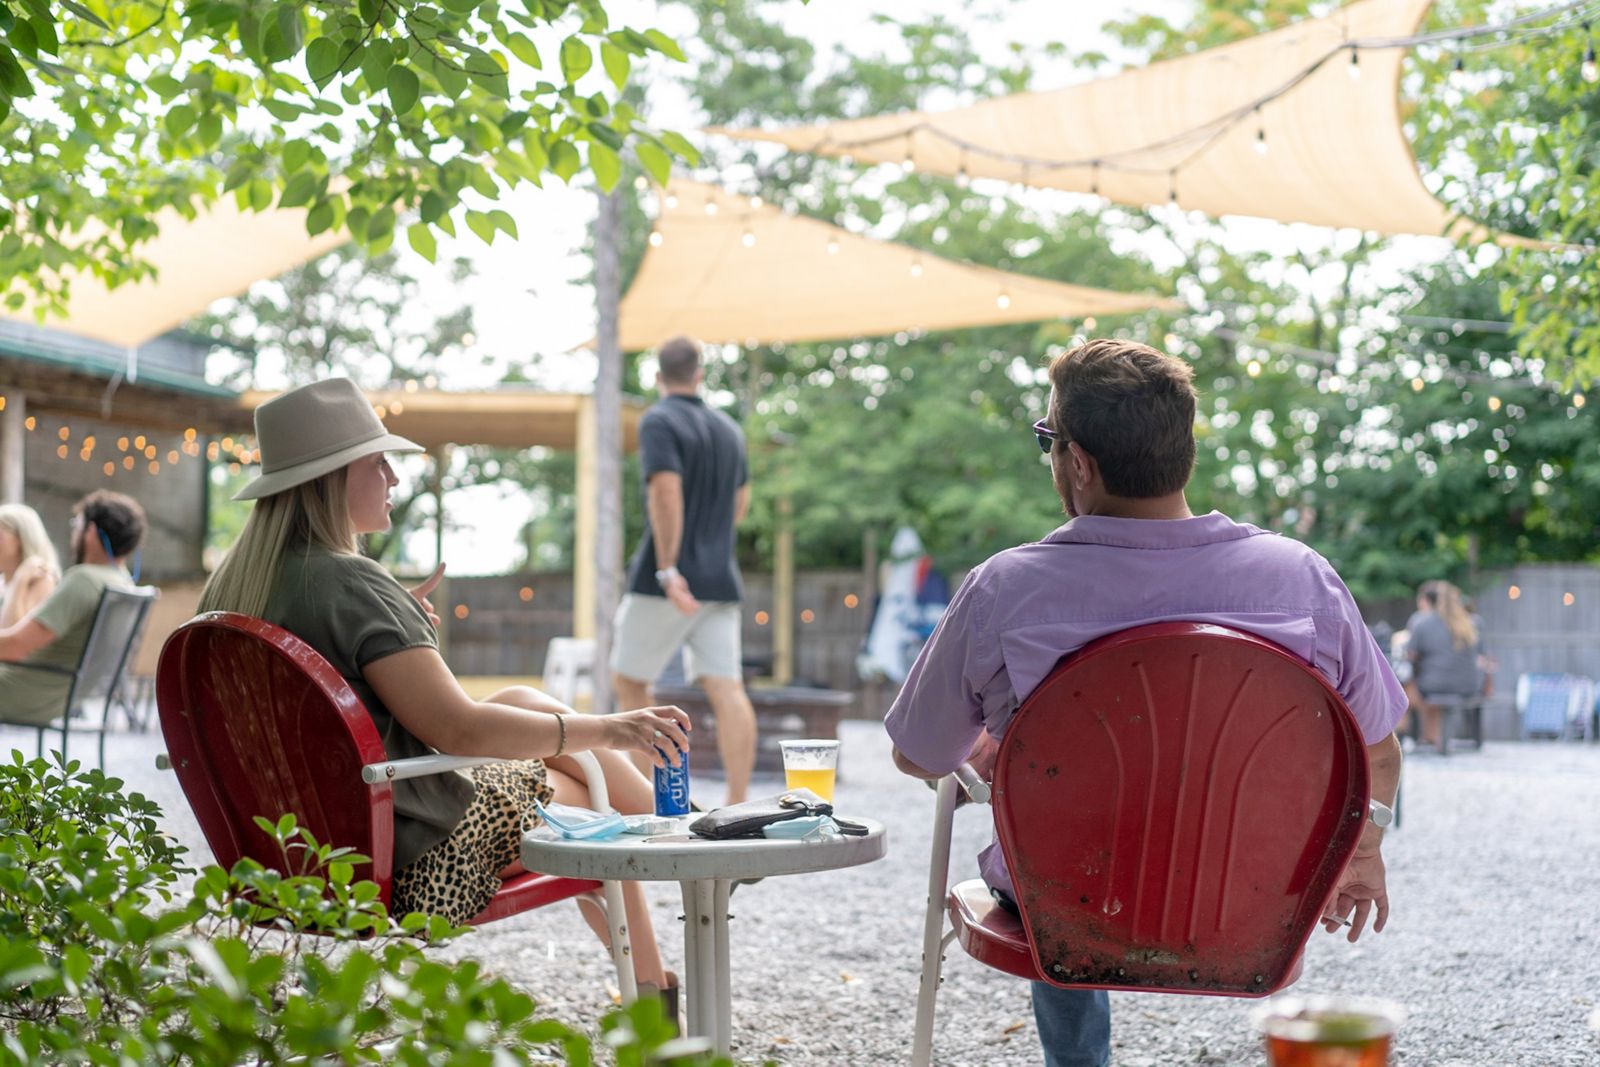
[1256,995,1403,1067]
[779,739,839,802]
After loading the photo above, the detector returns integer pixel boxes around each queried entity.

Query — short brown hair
[74,490,147,558]
[656,336,701,385]
[1047,339,1197,498]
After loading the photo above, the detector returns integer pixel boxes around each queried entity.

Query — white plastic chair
[543,636,597,708]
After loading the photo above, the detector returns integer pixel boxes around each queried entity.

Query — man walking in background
[613,336,757,803]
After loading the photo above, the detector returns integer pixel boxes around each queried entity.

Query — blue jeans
[1030,983,1111,1067]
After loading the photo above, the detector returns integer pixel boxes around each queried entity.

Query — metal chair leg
[912,775,963,1067]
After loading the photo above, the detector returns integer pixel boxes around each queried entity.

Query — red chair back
[993,622,1369,996]
[157,612,397,903]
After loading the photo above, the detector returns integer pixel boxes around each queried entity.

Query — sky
[304,0,1462,573]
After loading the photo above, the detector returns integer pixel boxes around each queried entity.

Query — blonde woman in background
[0,504,61,629]
[1403,579,1483,748]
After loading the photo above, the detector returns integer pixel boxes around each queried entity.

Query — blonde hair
[199,468,355,618]
[1422,580,1477,651]
[0,503,61,619]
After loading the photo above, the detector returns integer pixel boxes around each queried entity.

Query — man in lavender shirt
[886,338,1405,1067]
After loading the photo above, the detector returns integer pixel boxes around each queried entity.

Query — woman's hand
[605,705,692,767]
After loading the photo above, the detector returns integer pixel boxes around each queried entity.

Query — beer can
[653,750,691,816]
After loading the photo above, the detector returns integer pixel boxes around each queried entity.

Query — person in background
[199,378,689,1004]
[886,339,1404,1067]
[0,492,143,723]
[612,336,757,803]
[0,503,60,630]
[1402,579,1483,748]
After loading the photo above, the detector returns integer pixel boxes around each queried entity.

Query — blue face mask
[533,799,627,841]
[762,814,841,841]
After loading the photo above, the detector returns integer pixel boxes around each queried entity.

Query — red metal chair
[157,612,636,993]
[911,623,1372,1064]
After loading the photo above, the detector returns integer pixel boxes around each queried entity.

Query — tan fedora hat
[234,378,424,501]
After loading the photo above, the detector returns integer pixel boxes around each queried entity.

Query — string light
[1167,169,1178,205]
[909,255,923,278]
[1451,54,1466,84]
[1254,106,1268,154]
[826,237,840,255]
[1564,592,1576,606]
[648,231,663,247]
[664,194,678,209]
[1574,392,1587,408]
[996,290,1012,309]
[749,194,764,209]
[23,417,34,431]
[1488,395,1502,411]
[1584,41,1598,83]
[703,196,718,216]
[1347,46,1361,79]
[1508,585,1521,600]
[1411,377,1425,392]
[1089,161,1100,197]
[741,227,756,248]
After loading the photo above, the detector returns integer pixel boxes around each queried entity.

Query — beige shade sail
[712,0,1473,239]
[619,180,1179,350]
[3,197,347,348]
[237,388,645,452]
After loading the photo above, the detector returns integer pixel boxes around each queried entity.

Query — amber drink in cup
[779,739,839,802]
[1256,995,1403,1067]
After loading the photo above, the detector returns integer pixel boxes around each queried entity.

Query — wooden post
[0,391,23,505]
[574,394,597,642]
[773,493,795,686]
[860,525,880,717]
[589,187,625,716]
[430,447,449,570]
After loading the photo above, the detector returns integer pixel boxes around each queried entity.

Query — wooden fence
[437,569,877,696]
[435,562,1600,739]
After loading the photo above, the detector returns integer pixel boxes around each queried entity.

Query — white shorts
[611,595,743,683]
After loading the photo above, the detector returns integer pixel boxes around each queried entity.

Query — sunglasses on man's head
[1032,418,1062,455]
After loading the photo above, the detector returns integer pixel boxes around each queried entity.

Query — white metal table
[521,818,888,1055]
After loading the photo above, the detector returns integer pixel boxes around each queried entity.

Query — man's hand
[1322,848,1388,942]
[409,563,445,628]
[662,572,700,616]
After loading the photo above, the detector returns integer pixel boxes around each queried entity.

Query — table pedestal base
[679,878,733,1054]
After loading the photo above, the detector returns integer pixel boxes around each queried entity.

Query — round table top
[520,817,888,883]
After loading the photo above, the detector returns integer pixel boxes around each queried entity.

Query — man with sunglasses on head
[0,490,145,724]
[885,339,1404,1067]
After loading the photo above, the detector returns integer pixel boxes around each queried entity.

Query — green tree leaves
[0,0,693,318]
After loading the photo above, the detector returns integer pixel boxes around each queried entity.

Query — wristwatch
[1367,799,1394,828]
[654,565,681,586]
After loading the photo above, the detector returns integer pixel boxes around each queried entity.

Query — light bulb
[901,155,915,174]
[750,195,763,208]
[648,231,663,247]
[664,194,678,209]
[954,166,970,189]
[909,257,923,278]
[741,229,756,248]
[996,292,1011,310]
[704,199,718,215]
[1255,128,1268,155]
[1451,55,1466,85]
[1347,48,1360,79]
[1584,44,1598,84]
[826,238,840,255]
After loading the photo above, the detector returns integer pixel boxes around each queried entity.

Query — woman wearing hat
[200,378,689,996]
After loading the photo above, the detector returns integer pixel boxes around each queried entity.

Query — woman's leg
[541,762,668,988]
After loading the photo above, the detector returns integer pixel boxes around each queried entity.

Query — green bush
[0,753,725,1066]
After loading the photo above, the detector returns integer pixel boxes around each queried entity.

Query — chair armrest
[361,753,499,784]
[359,749,612,811]
[954,762,991,805]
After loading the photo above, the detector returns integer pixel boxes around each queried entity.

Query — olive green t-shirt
[0,563,133,725]
[264,546,474,868]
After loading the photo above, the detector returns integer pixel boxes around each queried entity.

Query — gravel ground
[15,719,1598,1067]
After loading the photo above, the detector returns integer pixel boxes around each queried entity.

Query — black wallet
[688,789,868,839]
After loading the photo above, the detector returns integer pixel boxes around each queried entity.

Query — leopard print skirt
[390,760,555,926]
